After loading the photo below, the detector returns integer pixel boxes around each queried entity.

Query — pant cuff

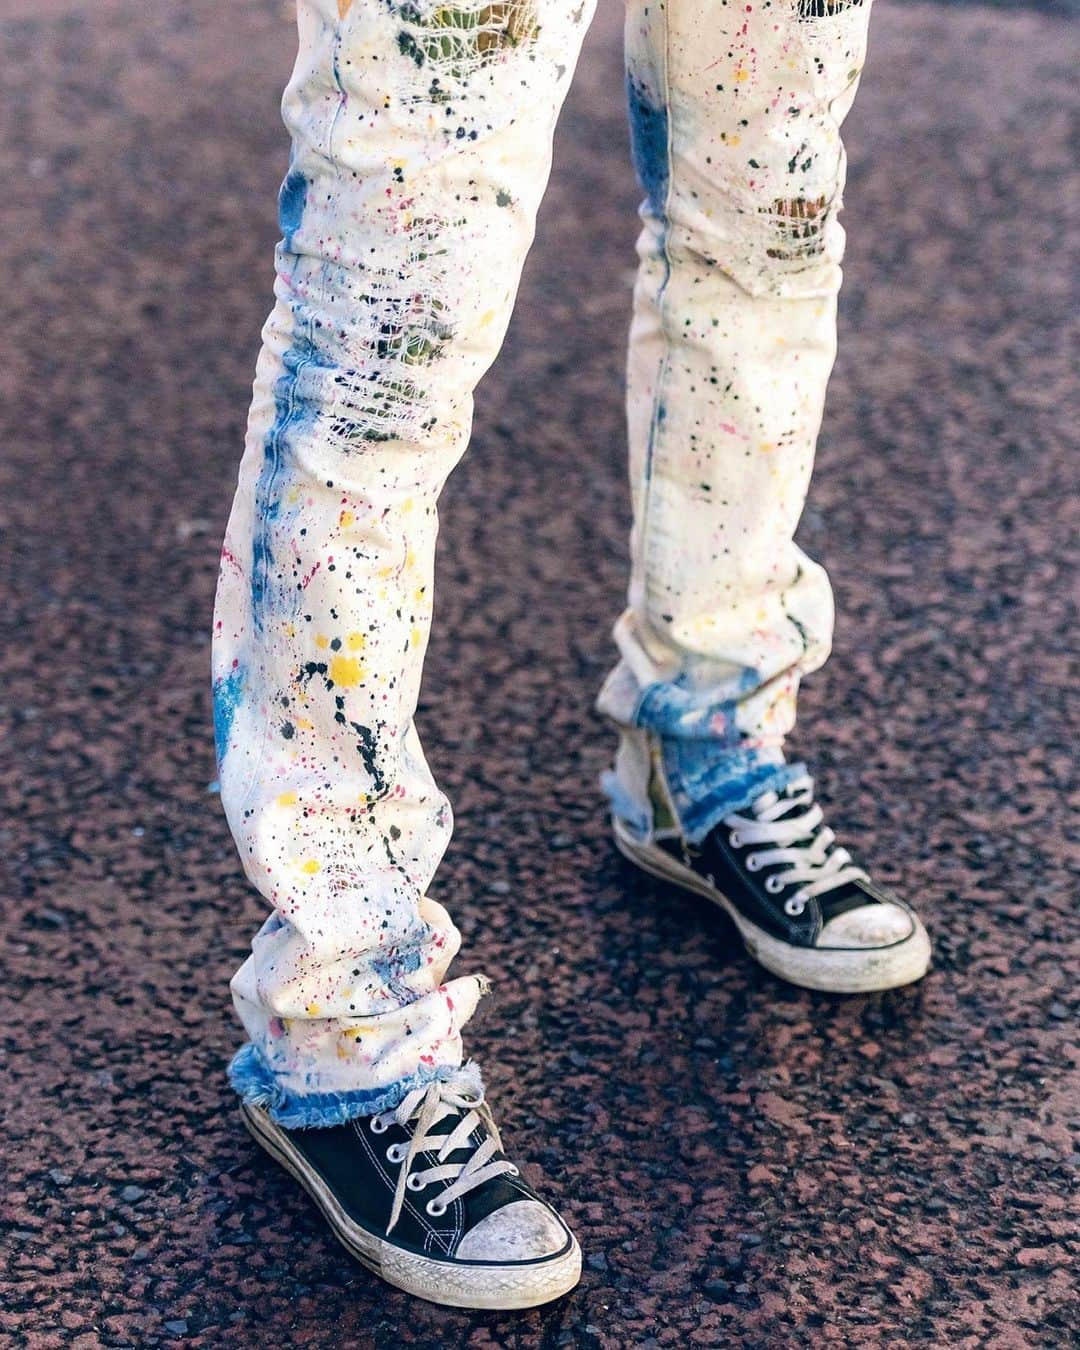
[228,1043,483,1129]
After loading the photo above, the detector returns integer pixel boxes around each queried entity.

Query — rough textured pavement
[2,1,1078,1346]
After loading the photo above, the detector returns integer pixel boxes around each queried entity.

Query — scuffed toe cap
[818,901,917,950]
[455,1200,569,1262]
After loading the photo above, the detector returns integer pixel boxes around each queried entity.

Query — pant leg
[599,0,873,843]
[214,0,595,1127]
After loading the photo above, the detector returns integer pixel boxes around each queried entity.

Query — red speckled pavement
[1,1,1077,1345]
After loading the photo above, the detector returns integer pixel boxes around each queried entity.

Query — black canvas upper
[279,1100,571,1264]
[656,785,914,951]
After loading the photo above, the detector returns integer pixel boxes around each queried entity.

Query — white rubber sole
[614,819,932,994]
[240,1103,582,1311]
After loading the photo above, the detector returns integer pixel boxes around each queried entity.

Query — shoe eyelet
[386,1143,407,1164]
[507,1164,520,1176]
[426,1198,448,1217]
[764,874,784,894]
[728,831,741,848]
[369,1116,388,1134]
[406,1173,427,1192]
[784,897,806,917]
[745,853,761,872]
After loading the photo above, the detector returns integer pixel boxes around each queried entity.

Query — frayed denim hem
[228,1043,483,1129]
[673,760,805,845]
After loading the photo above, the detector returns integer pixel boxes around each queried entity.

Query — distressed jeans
[214,0,872,1126]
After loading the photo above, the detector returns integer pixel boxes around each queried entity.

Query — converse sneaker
[615,767,931,993]
[239,1073,580,1310]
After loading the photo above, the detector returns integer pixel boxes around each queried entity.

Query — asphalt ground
[1,1,1077,1346]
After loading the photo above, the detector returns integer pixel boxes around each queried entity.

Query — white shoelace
[371,1077,516,1234]
[723,772,868,917]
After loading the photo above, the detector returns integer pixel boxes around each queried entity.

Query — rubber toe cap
[818,900,916,950]
[455,1201,569,1263]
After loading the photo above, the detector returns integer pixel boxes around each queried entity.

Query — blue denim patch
[629,674,803,843]
[228,1043,481,1129]
[634,670,758,743]
[661,741,803,843]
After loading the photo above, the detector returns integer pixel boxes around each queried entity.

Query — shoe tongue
[762,789,816,834]
[411,1103,490,1161]
[753,790,874,918]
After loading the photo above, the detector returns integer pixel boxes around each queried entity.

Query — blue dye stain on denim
[627,77,669,217]
[628,78,670,484]
[278,169,308,252]
[370,947,425,1002]
[371,947,423,985]
[212,664,246,767]
[251,326,335,632]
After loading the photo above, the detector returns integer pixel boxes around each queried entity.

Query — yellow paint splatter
[337,0,354,18]
[301,859,321,874]
[306,1001,322,1016]
[277,791,297,807]
[338,509,354,527]
[346,631,366,651]
[315,634,329,650]
[329,654,365,687]
[410,627,422,647]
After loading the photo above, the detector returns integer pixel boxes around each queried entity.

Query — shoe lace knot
[723,772,868,917]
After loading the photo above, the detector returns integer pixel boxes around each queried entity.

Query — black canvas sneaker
[615,766,931,993]
[240,1074,580,1310]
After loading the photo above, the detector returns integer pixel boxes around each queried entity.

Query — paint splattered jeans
[214,0,872,1126]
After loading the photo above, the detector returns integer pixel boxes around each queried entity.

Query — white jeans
[214,0,871,1125]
